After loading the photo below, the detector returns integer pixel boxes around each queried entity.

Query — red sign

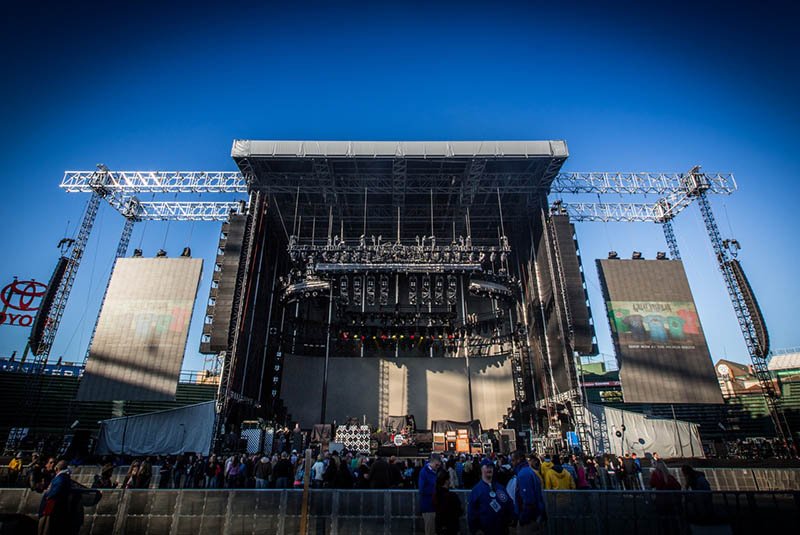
[0,280,46,327]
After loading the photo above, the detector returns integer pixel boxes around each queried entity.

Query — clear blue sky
[1,1,798,372]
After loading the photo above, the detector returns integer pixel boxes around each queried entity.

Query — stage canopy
[232,139,568,244]
[96,401,215,456]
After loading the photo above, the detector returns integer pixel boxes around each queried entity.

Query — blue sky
[0,1,798,372]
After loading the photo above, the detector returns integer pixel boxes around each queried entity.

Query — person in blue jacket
[39,460,74,533]
[419,453,442,535]
[510,451,545,531]
[467,458,514,535]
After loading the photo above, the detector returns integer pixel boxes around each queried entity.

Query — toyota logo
[1,280,47,311]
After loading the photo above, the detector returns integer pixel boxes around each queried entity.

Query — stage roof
[231,140,567,159]
[231,140,569,243]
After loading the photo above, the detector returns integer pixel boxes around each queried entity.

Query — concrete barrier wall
[1,488,798,535]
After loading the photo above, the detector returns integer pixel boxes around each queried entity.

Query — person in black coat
[368,457,391,489]
[433,469,463,534]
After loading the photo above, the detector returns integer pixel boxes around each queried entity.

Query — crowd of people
[418,451,713,535]
[4,447,715,535]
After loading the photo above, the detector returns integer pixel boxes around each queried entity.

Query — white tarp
[582,403,704,458]
[96,401,215,456]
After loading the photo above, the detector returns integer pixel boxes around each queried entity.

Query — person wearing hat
[94,463,117,489]
[467,458,514,535]
[255,456,272,489]
[419,453,442,535]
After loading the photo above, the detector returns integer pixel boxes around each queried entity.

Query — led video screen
[77,257,202,401]
[597,259,722,404]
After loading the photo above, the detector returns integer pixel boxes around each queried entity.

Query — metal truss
[82,217,135,365]
[559,202,661,222]
[550,171,736,195]
[33,191,102,359]
[695,191,792,446]
[60,170,737,197]
[133,201,243,221]
[61,170,246,193]
[661,220,681,259]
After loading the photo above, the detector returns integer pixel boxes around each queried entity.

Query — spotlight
[632,251,642,259]
[656,252,667,260]
[156,249,167,257]
[181,247,191,257]
[608,251,618,259]
[132,249,143,257]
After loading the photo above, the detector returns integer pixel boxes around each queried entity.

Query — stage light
[181,247,191,257]
[656,252,667,259]
[400,335,405,339]
[343,333,348,339]
[632,251,642,259]
[156,249,167,257]
[608,251,618,259]
[132,249,143,257]
[381,334,387,339]
[372,336,376,340]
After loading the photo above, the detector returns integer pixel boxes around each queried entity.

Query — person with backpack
[510,451,545,532]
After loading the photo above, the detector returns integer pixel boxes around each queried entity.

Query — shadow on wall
[77,350,181,402]
[280,354,515,430]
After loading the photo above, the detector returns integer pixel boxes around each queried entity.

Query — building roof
[768,351,800,371]
[715,359,751,378]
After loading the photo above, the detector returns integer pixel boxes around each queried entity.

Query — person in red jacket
[649,460,681,517]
